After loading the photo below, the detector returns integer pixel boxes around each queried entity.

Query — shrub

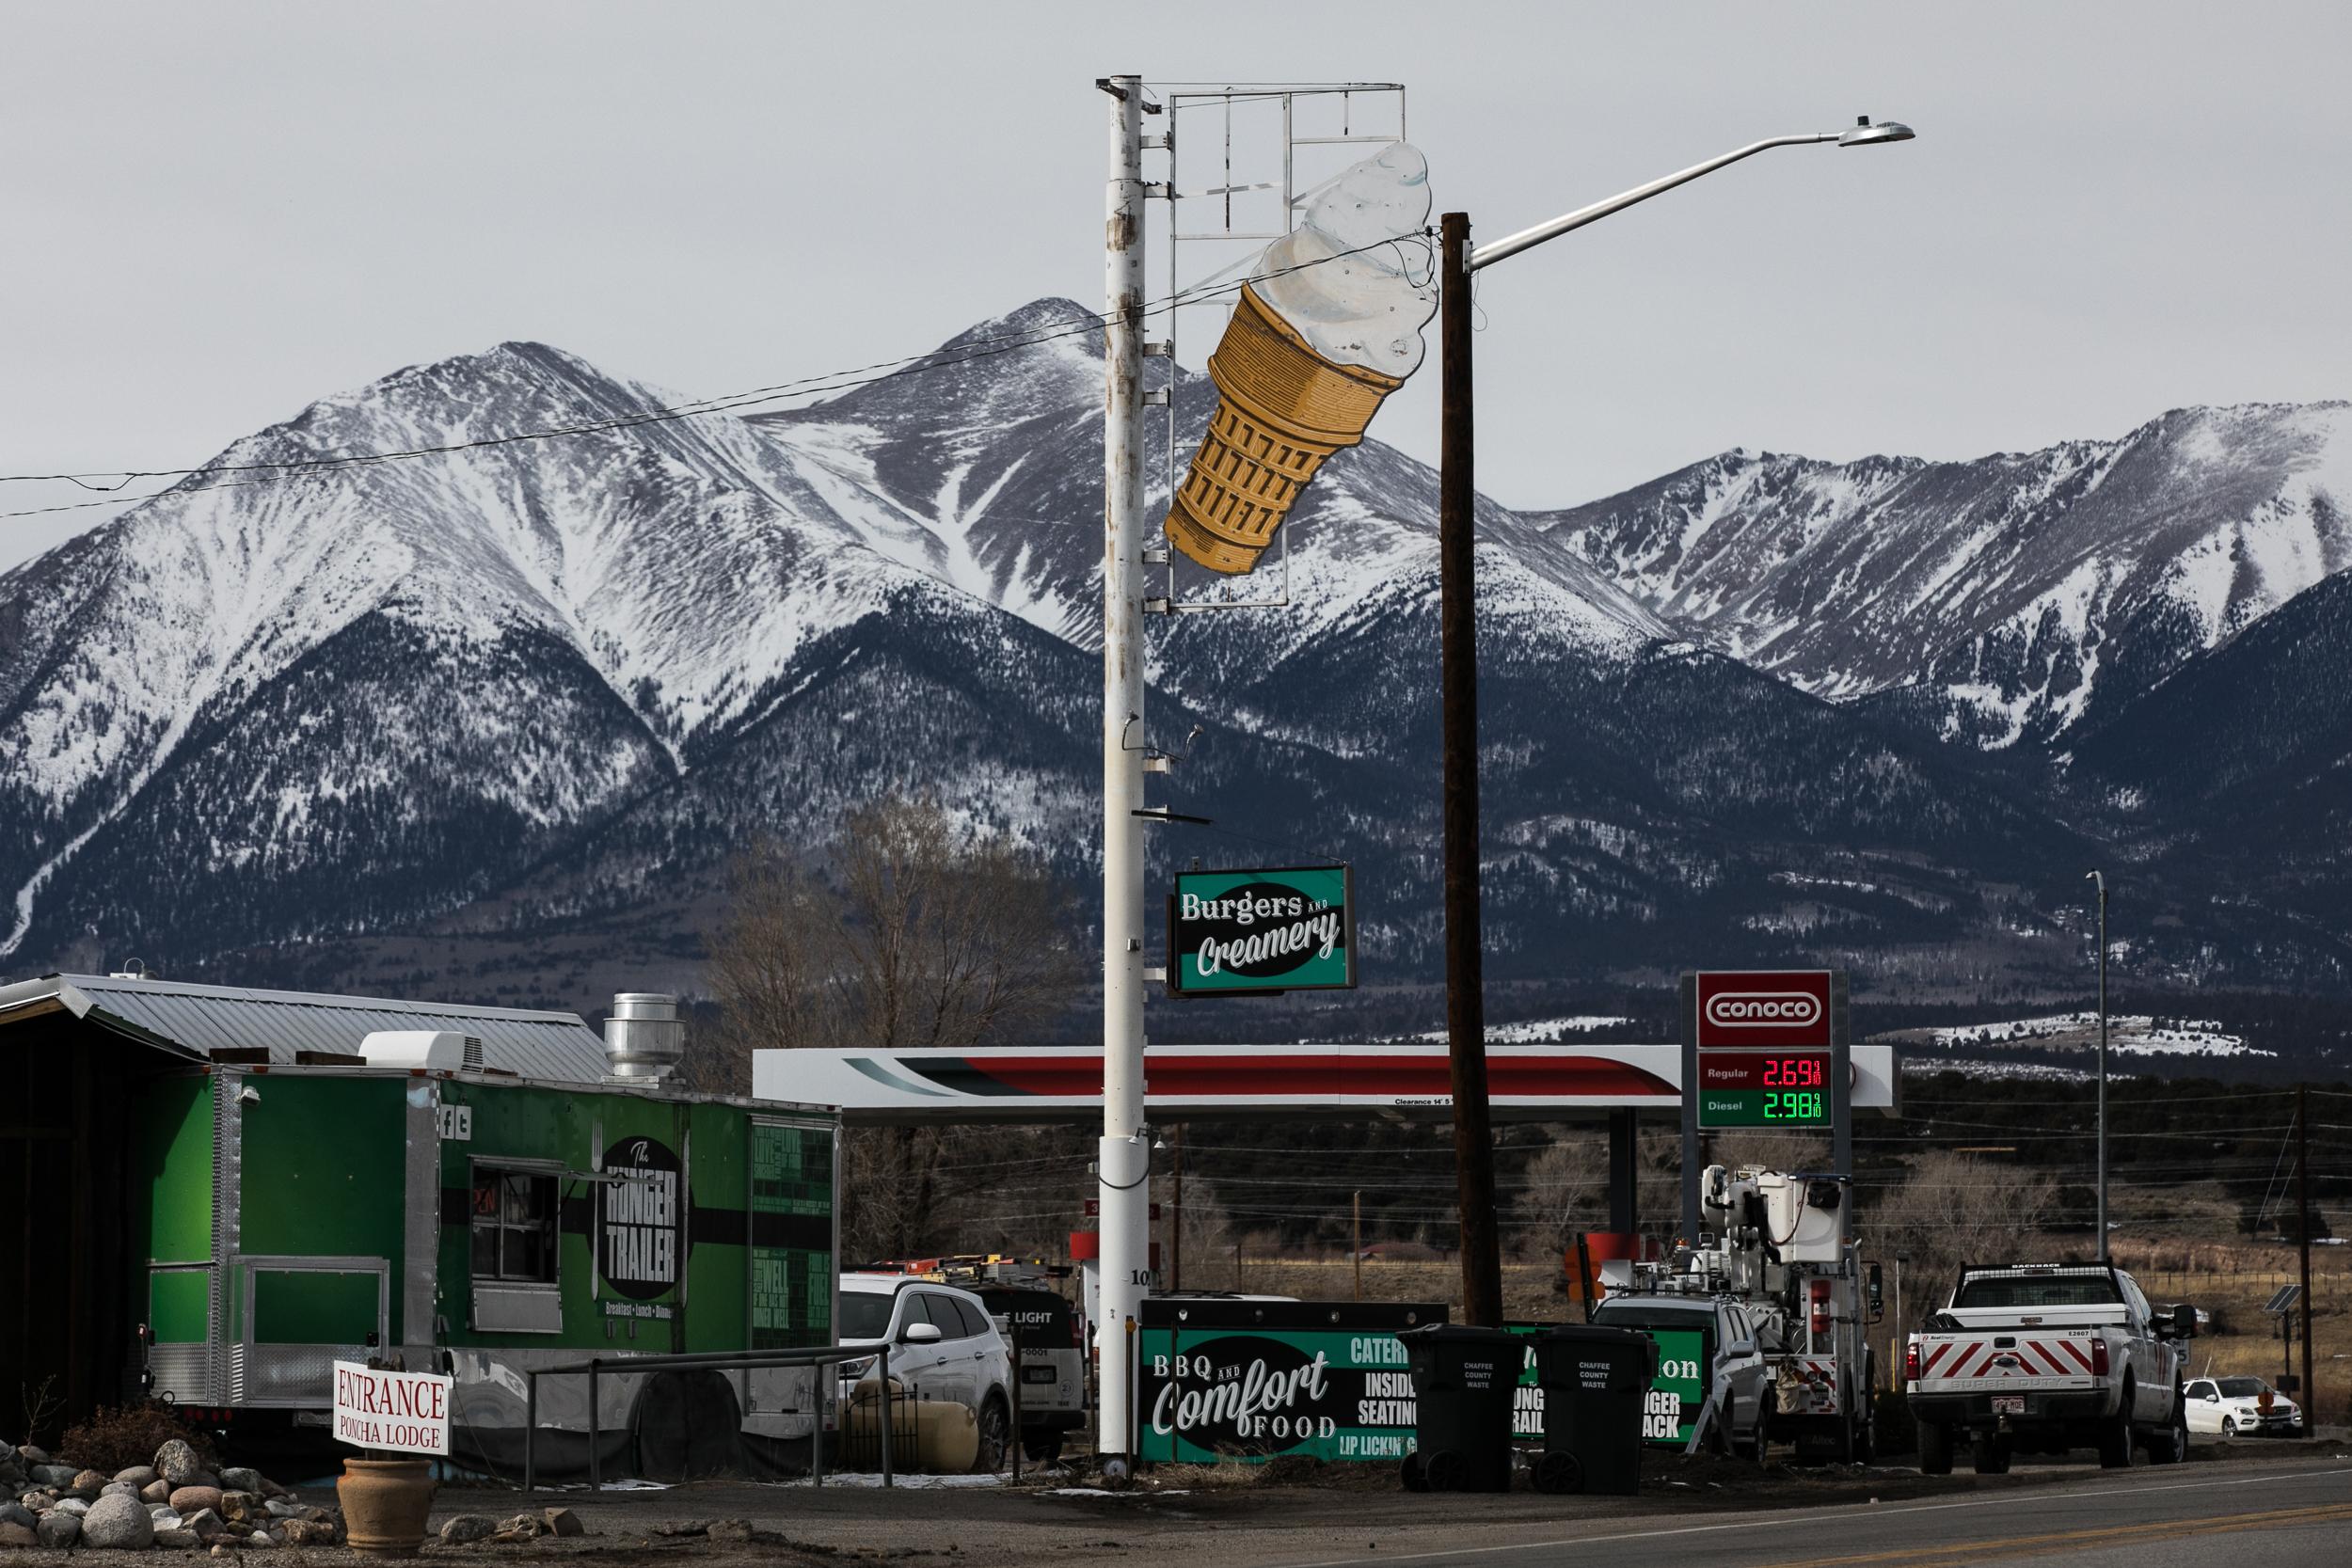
[57,1403,218,1479]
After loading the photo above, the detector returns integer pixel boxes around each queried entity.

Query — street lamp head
[1838,116,1915,148]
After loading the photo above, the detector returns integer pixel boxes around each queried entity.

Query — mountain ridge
[2,308,2346,1015]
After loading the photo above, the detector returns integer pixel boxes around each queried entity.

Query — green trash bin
[1398,1323,1520,1493]
[1530,1324,1655,1495]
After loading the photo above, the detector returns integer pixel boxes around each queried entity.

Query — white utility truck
[1604,1165,1881,1461]
[1903,1262,2194,1473]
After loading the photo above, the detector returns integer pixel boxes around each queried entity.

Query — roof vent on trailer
[358,1030,473,1071]
[604,992,683,1080]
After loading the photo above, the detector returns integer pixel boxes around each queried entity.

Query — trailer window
[471,1168,559,1283]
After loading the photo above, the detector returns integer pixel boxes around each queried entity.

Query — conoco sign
[1693,971,1834,1049]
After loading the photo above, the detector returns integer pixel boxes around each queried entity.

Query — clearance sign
[1168,866,1354,997]
[332,1361,452,1455]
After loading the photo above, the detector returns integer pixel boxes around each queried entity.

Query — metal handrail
[522,1342,872,1494]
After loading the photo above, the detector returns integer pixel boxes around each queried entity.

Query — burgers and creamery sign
[1168,865,1355,997]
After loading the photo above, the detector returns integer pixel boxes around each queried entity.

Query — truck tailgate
[1914,1331,2099,1392]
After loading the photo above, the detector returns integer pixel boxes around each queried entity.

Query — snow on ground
[1924,1012,2265,1058]
[1415,1016,1631,1043]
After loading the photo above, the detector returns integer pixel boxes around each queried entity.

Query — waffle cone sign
[1165,286,1405,575]
[1163,141,1436,576]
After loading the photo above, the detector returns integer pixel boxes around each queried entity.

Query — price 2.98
[1764,1089,1824,1121]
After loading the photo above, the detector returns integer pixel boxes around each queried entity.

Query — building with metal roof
[0,971,612,1082]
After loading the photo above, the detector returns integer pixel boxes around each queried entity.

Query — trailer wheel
[1917,1420,1953,1476]
[633,1370,743,1481]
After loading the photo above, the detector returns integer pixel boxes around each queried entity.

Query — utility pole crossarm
[1468,134,1836,272]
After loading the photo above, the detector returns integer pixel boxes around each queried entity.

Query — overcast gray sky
[5,0,2346,572]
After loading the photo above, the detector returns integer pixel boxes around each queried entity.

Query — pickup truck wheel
[2097,1381,2136,1468]
[2147,1386,2188,1465]
[1970,1433,2011,1475]
[1917,1420,1953,1476]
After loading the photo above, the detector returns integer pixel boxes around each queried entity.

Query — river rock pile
[1,1439,343,1550]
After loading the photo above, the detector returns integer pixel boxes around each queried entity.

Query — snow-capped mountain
[1538,403,2352,748]
[0,307,2344,1010]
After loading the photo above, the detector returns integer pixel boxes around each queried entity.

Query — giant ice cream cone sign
[1165,142,1437,575]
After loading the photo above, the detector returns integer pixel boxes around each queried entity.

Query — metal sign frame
[1149,81,1408,613]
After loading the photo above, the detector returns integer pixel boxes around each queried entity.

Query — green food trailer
[0,974,839,1477]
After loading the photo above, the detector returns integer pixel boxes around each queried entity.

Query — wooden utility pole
[1353,1192,1363,1300]
[1170,1124,1184,1292]
[1438,209,1503,1330]
[2298,1084,2314,1406]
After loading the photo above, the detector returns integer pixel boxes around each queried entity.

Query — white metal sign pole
[1095,71,1150,1480]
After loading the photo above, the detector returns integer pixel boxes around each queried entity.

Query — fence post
[813,1357,827,1489]
[587,1358,601,1493]
[880,1340,893,1489]
[523,1371,537,1495]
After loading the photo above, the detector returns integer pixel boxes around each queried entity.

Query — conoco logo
[1705,991,1822,1028]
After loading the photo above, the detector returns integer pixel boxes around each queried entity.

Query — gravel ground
[2,1439,2337,1568]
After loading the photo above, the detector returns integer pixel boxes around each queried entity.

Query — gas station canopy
[754,1042,1898,1125]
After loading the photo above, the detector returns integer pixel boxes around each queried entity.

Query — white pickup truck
[1904,1262,2195,1473]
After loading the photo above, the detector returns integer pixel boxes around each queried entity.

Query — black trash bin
[1398,1323,1520,1493]
[1530,1324,1656,1495]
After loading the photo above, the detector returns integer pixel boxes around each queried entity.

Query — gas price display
[1693,1050,1834,1128]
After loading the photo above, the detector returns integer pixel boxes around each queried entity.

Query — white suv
[837,1273,1017,1471]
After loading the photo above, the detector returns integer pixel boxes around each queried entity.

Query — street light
[2086,869,2109,1261]
[1438,116,1916,1328]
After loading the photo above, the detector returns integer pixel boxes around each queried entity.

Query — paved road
[1259,1462,2351,1568]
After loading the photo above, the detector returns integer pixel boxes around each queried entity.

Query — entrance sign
[1168,866,1354,996]
[1136,1299,1443,1463]
[332,1361,452,1455]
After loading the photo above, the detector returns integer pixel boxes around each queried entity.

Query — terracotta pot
[336,1457,438,1557]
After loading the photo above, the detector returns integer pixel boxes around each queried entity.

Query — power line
[0,234,1435,522]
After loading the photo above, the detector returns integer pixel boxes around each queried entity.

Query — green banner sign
[1137,1320,1422,1463]
[1168,865,1355,997]
[1645,1328,1705,1445]
[1507,1324,1705,1447]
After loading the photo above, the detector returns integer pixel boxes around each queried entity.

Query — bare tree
[1511,1130,1606,1260]
[1152,1168,1234,1285]
[698,795,1084,1258]
[1864,1151,2060,1320]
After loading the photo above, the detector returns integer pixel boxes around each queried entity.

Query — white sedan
[2184,1376,2304,1437]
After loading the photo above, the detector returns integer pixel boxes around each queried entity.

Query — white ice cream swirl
[1252,142,1438,378]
